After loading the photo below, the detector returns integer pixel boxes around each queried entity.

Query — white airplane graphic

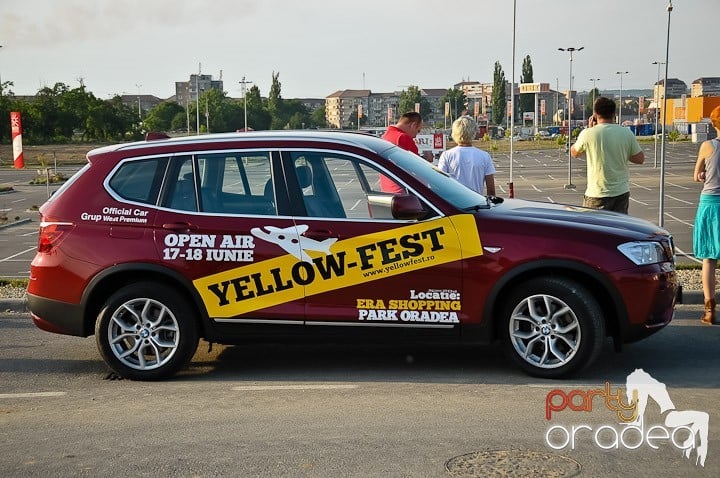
[250,225,337,263]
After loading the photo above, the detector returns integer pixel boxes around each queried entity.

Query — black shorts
[582,192,630,214]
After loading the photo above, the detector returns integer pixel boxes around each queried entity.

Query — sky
[0,0,715,100]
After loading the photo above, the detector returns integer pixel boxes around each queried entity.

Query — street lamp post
[558,46,583,190]
[135,83,142,121]
[196,63,201,134]
[615,71,628,124]
[239,76,253,131]
[0,45,3,98]
[659,1,673,227]
[651,61,665,168]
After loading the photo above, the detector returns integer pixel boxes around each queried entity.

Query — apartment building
[325,88,450,129]
[175,74,224,108]
[654,78,688,101]
[691,77,720,97]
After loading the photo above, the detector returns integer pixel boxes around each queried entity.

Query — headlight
[617,241,667,265]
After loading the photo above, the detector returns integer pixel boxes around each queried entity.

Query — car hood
[489,199,667,237]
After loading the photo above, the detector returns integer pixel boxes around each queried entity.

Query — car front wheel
[95,282,199,380]
[501,277,605,378]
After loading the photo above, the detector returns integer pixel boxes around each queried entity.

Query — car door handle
[162,222,198,231]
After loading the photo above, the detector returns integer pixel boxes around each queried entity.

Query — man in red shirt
[380,112,424,193]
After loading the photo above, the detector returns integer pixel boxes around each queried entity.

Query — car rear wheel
[95,282,198,380]
[501,277,605,378]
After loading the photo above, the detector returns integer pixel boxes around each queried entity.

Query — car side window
[167,156,197,212]
[108,157,166,205]
[290,152,429,220]
[196,152,276,216]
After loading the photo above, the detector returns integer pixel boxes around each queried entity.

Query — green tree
[144,101,185,132]
[310,105,327,128]
[246,85,271,130]
[440,87,466,122]
[491,61,507,125]
[283,99,310,129]
[267,71,286,129]
[0,80,15,142]
[398,86,431,120]
[519,55,534,117]
[585,88,601,118]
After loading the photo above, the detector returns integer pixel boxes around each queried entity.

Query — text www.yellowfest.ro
[361,254,435,278]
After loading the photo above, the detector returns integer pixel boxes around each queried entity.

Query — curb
[0,299,28,313]
[0,217,33,230]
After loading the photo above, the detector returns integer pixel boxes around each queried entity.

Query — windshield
[381,146,489,210]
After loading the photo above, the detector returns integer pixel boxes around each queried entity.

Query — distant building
[325,90,371,129]
[325,88,451,129]
[691,77,720,97]
[175,74,224,108]
[654,78,687,100]
[297,98,325,112]
[119,94,164,118]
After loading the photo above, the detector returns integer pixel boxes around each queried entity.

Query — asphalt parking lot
[0,141,703,278]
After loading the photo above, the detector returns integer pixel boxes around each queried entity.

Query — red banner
[11,112,24,169]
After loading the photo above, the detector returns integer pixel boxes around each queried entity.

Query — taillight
[38,220,74,253]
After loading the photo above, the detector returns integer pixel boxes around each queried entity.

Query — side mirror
[391,194,426,220]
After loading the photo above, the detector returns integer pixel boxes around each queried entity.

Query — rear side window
[195,152,276,216]
[109,158,166,205]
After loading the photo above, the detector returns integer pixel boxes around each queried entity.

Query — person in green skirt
[693,105,720,325]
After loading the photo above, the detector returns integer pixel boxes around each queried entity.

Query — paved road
[0,142,702,278]
[1,304,717,477]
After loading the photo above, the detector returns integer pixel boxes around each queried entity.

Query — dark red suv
[27,131,677,380]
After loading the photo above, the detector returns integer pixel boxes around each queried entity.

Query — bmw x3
[27,131,678,380]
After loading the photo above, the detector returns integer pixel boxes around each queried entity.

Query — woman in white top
[438,116,496,196]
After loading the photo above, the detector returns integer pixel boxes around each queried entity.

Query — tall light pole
[659,1,673,227]
[196,63,201,134]
[651,61,665,168]
[559,46,583,190]
[616,71,628,124]
[0,45,3,98]
[239,76,253,131]
[135,83,142,121]
[509,0,517,198]
[589,78,600,109]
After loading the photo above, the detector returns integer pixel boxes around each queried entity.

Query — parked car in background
[27,131,678,380]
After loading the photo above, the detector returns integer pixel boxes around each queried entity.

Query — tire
[95,282,199,380]
[500,277,605,378]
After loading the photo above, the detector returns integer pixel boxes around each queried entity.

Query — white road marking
[232,384,358,391]
[629,197,649,206]
[675,246,702,264]
[630,182,652,191]
[665,194,693,205]
[667,181,690,190]
[664,212,694,227]
[0,246,37,263]
[546,197,555,203]
[0,391,67,399]
[531,185,542,192]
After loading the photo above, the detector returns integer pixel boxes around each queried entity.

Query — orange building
[660,96,720,126]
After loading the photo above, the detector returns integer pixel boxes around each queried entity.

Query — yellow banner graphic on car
[194,215,482,317]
